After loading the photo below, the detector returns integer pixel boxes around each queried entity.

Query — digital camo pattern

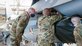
[37,15,62,46]
[10,12,30,46]
[74,24,82,46]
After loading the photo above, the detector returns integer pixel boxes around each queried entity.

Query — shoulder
[51,15,60,18]
[75,24,82,30]
[20,12,30,19]
[50,15,59,19]
[79,24,82,27]
[74,24,82,32]
[51,14,62,19]
[51,15,57,17]
[38,16,44,21]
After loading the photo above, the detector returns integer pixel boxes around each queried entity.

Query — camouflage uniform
[73,24,82,46]
[10,12,30,46]
[37,15,62,46]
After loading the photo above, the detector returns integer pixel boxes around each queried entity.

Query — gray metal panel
[32,0,39,5]
[55,0,82,16]
[32,0,71,12]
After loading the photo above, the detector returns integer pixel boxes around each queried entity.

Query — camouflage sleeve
[16,12,30,34]
[37,16,44,28]
[10,20,17,46]
[10,12,30,46]
[73,28,82,43]
[50,14,62,24]
[16,12,30,35]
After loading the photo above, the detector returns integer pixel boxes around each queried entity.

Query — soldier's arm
[15,12,30,45]
[50,14,62,24]
[16,12,30,34]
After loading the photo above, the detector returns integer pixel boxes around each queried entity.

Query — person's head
[71,14,81,27]
[43,8,51,16]
[27,8,36,16]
